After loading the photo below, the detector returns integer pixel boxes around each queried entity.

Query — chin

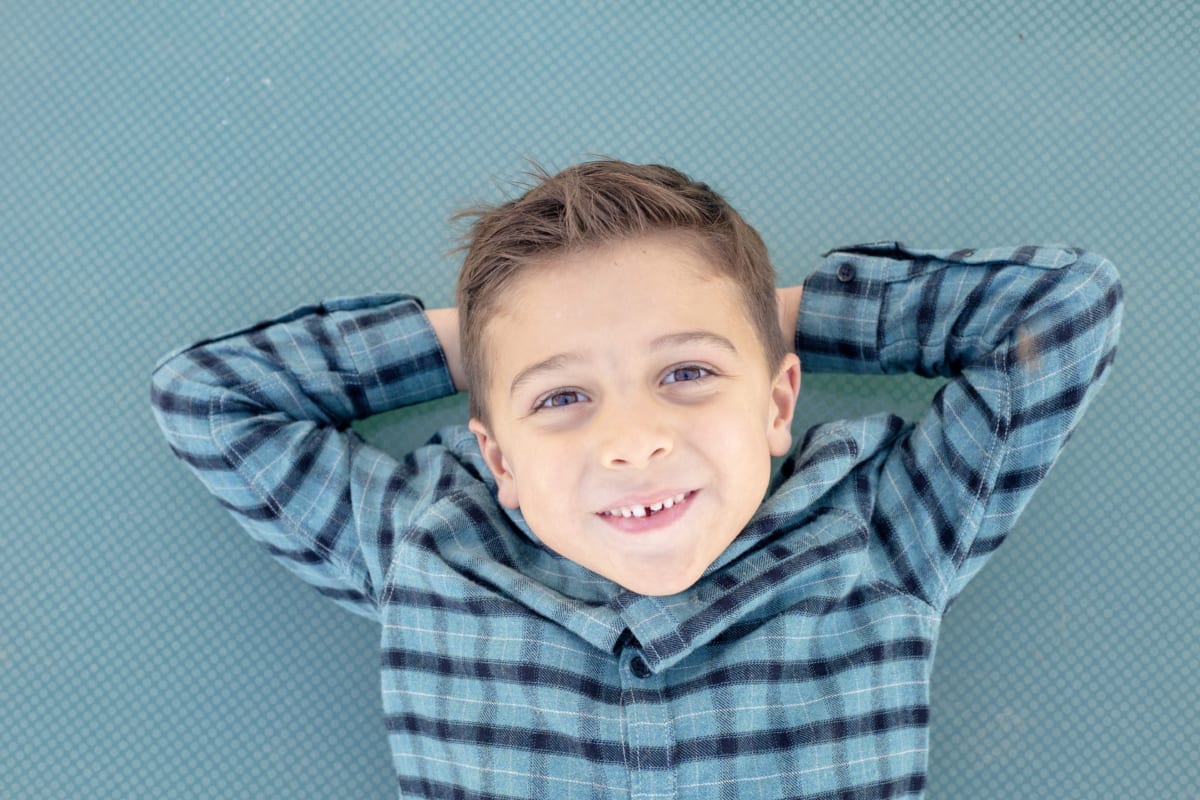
[616,567,705,597]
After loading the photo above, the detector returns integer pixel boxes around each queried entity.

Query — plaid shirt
[151,242,1122,799]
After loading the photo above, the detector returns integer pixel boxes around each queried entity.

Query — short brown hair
[453,158,787,424]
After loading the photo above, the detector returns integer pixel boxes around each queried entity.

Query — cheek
[690,405,774,495]
[693,399,772,454]
[512,442,579,507]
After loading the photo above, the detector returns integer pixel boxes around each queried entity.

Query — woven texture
[2,2,1195,797]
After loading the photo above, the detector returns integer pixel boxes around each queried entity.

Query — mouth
[596,490,697,533]
[599,490,692,519]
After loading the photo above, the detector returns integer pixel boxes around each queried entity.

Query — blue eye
[663,365,710,384]
[536,390,587,410]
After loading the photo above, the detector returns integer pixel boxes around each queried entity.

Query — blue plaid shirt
[151,242,1122,799]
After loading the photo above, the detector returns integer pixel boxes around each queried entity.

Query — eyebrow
[652,330,739,352]
[509,352,578,397]
[508,330,739,396]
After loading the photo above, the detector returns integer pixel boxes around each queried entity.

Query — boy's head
[455,159,801,595]
[456,159,790,423]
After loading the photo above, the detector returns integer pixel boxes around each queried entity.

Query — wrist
[776,285,803,350]
[425,307,468,392]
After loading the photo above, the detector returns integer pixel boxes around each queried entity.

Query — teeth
[604,492,688,518]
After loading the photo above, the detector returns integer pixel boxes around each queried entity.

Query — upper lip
[596,489,694,514]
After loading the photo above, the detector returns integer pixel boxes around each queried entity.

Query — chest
[377,581,938,798]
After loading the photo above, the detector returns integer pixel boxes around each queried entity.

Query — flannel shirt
[150,242,1123,799]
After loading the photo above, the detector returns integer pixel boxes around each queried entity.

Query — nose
[595,395,674,469]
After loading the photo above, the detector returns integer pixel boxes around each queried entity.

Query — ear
[467,417,520,509]
[766,353,801,457]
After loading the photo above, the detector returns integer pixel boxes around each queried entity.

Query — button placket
[618,646,673,797]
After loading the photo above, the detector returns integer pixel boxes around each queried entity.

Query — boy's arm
[425,306,467,391]
[150,293,460,620]
[791,243,1123,611]
[776,285,804,349]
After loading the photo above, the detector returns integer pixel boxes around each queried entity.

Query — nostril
[598,414,674,467]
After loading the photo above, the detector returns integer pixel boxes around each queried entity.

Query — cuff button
[836,262,856,283]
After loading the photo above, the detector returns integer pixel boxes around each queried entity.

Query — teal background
[2,2,1196,797]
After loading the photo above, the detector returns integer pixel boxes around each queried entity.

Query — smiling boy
[151,159,1123,798]
[460,232,800,596]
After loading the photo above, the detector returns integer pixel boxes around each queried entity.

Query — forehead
[483,233,760,384]
[497,232,740,322]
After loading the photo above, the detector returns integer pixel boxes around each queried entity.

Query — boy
[151,159,1123,798]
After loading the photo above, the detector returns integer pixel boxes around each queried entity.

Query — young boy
[150,159,1123,798]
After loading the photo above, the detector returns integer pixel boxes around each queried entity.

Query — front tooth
[621,508,633,518]
[649,502,664,512]
[632,505,647,518]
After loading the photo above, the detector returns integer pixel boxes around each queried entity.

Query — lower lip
[597,491,697,534]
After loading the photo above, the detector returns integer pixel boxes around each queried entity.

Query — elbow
[1070,249,1125,341]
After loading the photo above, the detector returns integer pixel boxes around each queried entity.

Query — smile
[600,491,692,519]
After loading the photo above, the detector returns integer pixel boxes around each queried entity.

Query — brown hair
[453,158,787,424]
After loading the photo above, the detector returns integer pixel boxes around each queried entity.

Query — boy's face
[468,233,800,596]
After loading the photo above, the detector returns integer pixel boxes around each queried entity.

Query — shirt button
[836,262,856,283]
[629,656,651,679]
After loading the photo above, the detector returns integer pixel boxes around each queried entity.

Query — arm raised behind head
[149,294,462,619]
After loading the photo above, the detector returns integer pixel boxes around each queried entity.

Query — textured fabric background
[2,2,1195,797]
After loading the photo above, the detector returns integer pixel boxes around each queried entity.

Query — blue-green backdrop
[2,2,1195,797]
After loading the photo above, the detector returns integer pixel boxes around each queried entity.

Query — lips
[595,490,697,533]
[600,490,691,519]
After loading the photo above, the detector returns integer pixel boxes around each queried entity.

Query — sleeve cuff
[330,294,458,414]
[794,251,889,374]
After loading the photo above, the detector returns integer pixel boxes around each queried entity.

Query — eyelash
[535,389,588,410]
[532,365,715,412]
[662,364,712,384]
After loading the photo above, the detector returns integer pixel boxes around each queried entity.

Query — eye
[535,389,588,410]
[662,365,712,384]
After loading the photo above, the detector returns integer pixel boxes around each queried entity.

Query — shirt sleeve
[796,243,1124,611]
[149,293,458,620]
